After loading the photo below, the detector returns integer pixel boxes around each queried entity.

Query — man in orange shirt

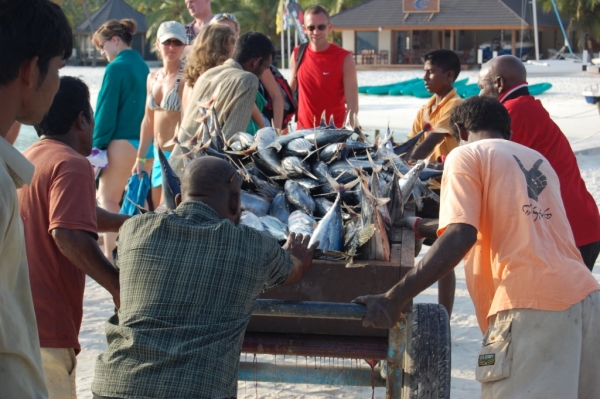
[19,77,125,397]
[356,97,600,397]
[407,49,463,317]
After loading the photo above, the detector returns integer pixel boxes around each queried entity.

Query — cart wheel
[402,303,451,399]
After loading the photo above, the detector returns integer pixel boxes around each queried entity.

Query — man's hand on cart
[283,233,320,285]
[354,223,479,328]
[352,294,406,329]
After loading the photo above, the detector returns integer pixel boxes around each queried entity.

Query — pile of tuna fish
[162,109,442,262]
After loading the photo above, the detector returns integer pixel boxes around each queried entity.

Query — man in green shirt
[92,156,319,399]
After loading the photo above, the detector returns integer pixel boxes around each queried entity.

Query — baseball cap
[157,21,186,44]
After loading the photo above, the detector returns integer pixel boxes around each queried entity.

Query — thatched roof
[75,0,147,34]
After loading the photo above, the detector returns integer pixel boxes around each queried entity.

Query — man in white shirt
[0,0,73,397]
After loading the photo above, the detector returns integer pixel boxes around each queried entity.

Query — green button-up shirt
[92,201,292,398]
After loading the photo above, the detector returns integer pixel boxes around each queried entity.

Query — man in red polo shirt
[289,5,358,129]
[478,55,600,270]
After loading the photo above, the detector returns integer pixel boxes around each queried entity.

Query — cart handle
[252,299,366,320]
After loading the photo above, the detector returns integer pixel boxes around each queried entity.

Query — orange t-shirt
[438,139,599,333]
[408,88,462,161]
[18,140,97,351]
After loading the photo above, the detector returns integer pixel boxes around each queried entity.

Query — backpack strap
[293,43,309,113]
[295,43,309,73]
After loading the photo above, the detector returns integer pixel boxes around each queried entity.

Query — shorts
[127,140,154,159]
[41,348,77,399]
[479,290,600,398]
[151,146,172,188]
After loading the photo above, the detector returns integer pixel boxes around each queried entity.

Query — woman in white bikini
[132,21,186,208]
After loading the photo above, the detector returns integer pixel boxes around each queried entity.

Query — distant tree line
[52,0,369,49]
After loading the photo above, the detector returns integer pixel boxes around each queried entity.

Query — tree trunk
[80,0,96,67]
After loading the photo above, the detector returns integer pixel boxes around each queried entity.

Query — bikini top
[147,65,183,112]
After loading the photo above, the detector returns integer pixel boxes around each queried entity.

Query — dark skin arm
[409,132,446,160]
[397,217,439,240]
[417,218,440,240]
[283,233,319,285]
[353,223,477,328]
[96,206,131,233]
[52,228,120,308]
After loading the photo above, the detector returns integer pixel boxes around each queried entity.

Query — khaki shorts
[40,348,77,399]
[477,290,600,399]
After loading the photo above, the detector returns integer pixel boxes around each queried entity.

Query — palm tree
[540,0,600,51]
[128,0,192,44]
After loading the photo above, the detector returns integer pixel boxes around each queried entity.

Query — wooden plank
[389,243,402,267]
[391,228,403,243]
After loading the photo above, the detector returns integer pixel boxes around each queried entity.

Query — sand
[13,65,600,398]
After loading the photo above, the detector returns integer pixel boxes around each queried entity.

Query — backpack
[259,64,297,130]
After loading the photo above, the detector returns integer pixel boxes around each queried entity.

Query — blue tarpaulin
[120,171,150,215]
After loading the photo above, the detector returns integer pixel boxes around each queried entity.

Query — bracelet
[136,157,147,163]
[413,217,425,240]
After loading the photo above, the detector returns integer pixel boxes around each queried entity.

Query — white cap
[157,21,186,44]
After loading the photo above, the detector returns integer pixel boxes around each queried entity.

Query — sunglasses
[161,39,185,47]
[213,13,237,22]
[305,24,328,32]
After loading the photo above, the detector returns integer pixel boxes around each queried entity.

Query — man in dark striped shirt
[184,0,214,45]
[92,156,318,399]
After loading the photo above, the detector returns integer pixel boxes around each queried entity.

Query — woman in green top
[92,18,150,261]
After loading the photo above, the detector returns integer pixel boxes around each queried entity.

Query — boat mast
[550,0,576,56]
[531,0,540,60]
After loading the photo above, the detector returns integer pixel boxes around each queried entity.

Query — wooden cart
[241,205,451,398]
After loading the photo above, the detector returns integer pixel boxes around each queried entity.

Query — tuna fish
[303,128,354,147]
[269,192,293,224]
[284,180,315,215]
[254,128,285,176]
[288,210,316,236]
[260,215,289,241]
[319,143,347,164]
[241,191,271,216]
[158,147,181,210]
[282,138,314,158]
[308,176,359,251]
[240,211,264,231]
[266,131,307,152]
[281,156,318,179]
[398,160,427,207]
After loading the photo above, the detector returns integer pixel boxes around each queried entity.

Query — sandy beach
[14,65,600,398]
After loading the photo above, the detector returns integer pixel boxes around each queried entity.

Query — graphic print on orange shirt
[514,155,552,222]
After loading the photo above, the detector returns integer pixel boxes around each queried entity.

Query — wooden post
[512,29,517,56]
[474,30,478,56]
[456,29,460,52]
[386,321,406,399]
[409,30,413,63]
[450,29,455,51]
